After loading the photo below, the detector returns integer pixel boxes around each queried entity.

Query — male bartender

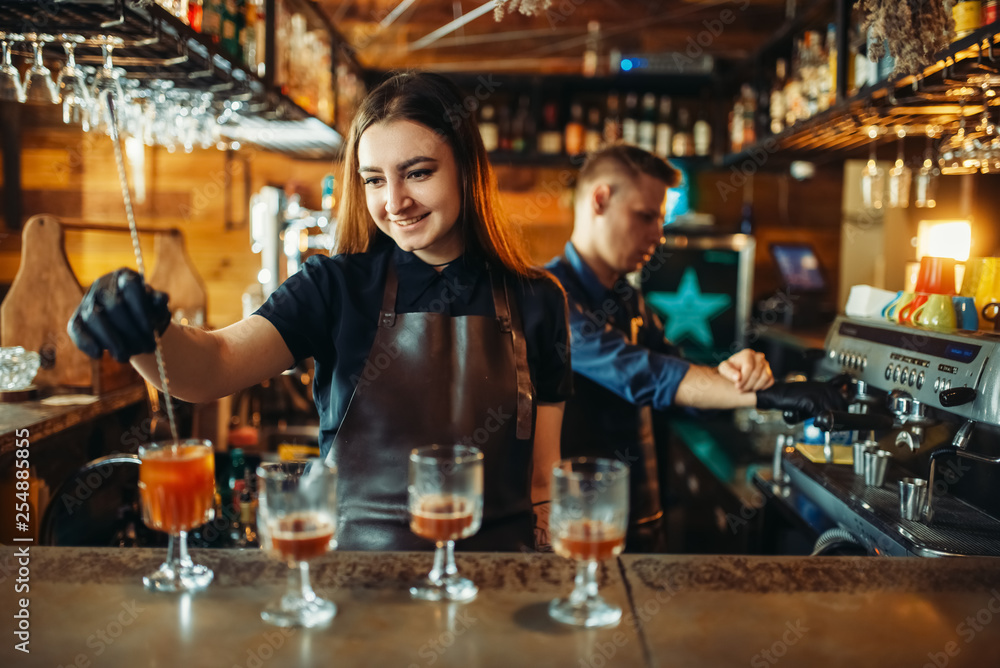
[546,145,845,551]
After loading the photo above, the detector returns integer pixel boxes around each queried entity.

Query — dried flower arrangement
[857,0,955,76]
[494,0,553,21]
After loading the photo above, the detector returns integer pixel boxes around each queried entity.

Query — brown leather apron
[329,259,535,551]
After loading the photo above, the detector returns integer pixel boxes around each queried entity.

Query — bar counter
[2,547,999,667]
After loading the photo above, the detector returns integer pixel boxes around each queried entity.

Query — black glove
[68,268,171,363]
[756,381,848,421]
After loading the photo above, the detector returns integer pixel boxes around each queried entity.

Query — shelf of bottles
[724,2,1000,165]
[460,79,717,168]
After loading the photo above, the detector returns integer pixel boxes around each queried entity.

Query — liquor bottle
[816,27,832,112]
[497,103,512,151]
[693,106,712,157]
[511,95,532,153]
[621,92,639,145]
[479,103,499,152]
[221,0,244,60]
[201,0,224,39]
[739,201,754,235]
[825,23,838,109]
[739,84,756,147]
[583,20,600,77]
[784,40,803,128]
[228,448,247,543]
[584,106,603,153]
[767,58,788,135]
[537,101,563,154]
[671,107,694,157]
[252,0,266,77]
[321,174,336,212]
[638,93,657,152]
[565,101,585,156]
[985,0,998,25]
[243,0,259,70]
[603,91,622,146]
[229,448,245,513]
[953,0,982,39]
[730,94,745,154]
[187,0,203,31]
[802,30,821,118]
[236,465,259,548]
[654,95,673,157]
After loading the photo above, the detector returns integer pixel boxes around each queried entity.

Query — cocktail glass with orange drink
[138,439,216,592]
[256,459,338,628]
[408,445,483,602]
[549,457,629,628]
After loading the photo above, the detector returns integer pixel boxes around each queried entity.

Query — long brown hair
[336,71,543,279]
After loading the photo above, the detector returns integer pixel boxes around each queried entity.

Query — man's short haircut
[576,144,683,196]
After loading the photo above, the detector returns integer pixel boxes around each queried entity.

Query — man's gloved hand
[756,380,848,421]
[68,268,171,363]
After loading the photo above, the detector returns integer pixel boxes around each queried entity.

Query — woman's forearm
[130,315,294,404]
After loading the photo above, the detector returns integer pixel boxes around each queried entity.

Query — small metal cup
[864,450,890,487]
[899,477,928,521]
[853,441,878,476]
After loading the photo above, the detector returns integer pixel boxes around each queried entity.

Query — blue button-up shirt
[546,242,691,411]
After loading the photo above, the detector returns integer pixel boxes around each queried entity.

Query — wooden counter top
[2,547,998,667]
[0,384,147,455]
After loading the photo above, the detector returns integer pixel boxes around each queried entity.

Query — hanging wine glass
[89,35,126,135]
[0,33,26,103]
[22,33,58,104]
[939,99,980,175]
[148,79,177,150]
[56,34,91,129]
[888,126,911,208]
[192,91,218,150]
[915,127,940,209]
[972,75,999,173]
[988,101,1000,173]
[861,126,885,210]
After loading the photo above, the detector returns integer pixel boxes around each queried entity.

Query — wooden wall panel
[1,127,335,327]
[4,122,848,333]
[696,167,845,302]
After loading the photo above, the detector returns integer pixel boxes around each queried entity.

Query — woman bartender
[68,71,572,552]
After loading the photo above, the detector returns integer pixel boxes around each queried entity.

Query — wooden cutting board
[0,214,140,393]
[0,214,92,389]
[148,229,208,327]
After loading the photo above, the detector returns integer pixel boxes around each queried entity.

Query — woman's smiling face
[358,119,464,266]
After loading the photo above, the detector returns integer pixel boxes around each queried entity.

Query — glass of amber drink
[408,445,483,602]
[257,459,338,628]
[138,439,216,592]
[549,458,629,628]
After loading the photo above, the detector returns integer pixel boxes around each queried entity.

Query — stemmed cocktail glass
[408,445,483,602]
[256,459,338,628]
[138,439,216,592]
[549,457,629,628]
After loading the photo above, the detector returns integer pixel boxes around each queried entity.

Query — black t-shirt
[255,233,572,453]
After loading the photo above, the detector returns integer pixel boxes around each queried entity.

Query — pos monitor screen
[770,243,827,293]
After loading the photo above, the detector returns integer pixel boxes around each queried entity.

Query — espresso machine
[769,315,1000,557]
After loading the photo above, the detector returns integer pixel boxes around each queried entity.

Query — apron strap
[379,260,399,328]
[491,268,533,440]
